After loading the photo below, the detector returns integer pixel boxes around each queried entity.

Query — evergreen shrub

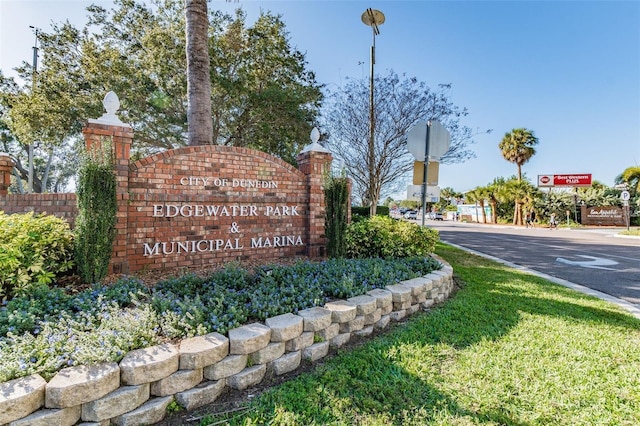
[325,176,350,257]
[345,215,439,259]
[351,206,390,222]
[74,141,117,284]
[0,212,74,299]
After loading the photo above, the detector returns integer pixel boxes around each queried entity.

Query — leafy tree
[476,186,492,223]
[0,59,85,193]
[399,200,420,210]
[0,0,322,192]
[211,10,323,164]
[615,169,640,223]
[322,70,487,215]
[438,186,463,212]
[575,181,620,207]
[85,1,322,163]
[535,189,573,225]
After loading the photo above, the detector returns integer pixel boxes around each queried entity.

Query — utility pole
[28,26,40,193]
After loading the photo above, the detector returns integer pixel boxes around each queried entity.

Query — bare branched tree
[321,70,488,214]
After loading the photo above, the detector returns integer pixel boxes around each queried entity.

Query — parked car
[430,212,444,220]
[404,210,417,220]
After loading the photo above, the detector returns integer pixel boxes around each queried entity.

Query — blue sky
[1,0,639,194]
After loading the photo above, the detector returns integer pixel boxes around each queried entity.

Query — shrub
[376,206,390,216]
[345,216,439,259]
[0,212,74,299]
[325,176,350,258]
[351,206,391,220]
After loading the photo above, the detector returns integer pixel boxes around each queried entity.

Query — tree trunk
[479,200,487,223]
[489,200,498,224]
[185,0,213,146]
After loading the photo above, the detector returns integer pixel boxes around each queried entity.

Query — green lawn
[199,242,640,426]
[619,227,640,236]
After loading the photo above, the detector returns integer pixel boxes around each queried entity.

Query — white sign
[406,185,440,202]
[407,120,450,161]
[620,190,630,201]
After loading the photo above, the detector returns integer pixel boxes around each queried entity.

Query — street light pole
[28,26,40,193]
[361,8,384,217]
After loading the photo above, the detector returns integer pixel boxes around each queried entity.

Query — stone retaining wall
[0,261,453,426]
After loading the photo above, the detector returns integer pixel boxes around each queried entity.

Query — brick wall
[1,122,333,274]
[0,193,78,223]
[119,145,328,273]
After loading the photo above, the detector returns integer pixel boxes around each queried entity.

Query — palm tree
[465,188,487,223]
[498,128,538,181]
[486,177,506,224]
[439,187,462,210]
[505,179,526,225]
[499,128,538,223]
[185,0,213,146]
[476,186,490,223]
[616,166,640,193]
[505,179,539,225]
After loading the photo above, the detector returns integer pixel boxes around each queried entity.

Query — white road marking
[555,255,619,270]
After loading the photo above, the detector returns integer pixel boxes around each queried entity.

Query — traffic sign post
[407,120,450,226]
[621,191,631,230]
[412,161,439,186]
[420,124,430,226]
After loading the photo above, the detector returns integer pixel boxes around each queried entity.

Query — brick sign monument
[580,205,626,226]
[0,92,334,274]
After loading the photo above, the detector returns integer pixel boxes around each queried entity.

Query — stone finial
[88,91,130,127]
[300,127,330,153]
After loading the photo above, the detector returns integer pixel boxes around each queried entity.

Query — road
[424,220,640,310]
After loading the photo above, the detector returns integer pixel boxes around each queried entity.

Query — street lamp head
[361,8,385,34]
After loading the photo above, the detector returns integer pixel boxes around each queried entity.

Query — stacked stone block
[0,262,453,425]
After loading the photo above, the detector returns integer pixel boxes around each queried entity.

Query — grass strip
[200,242,640,426]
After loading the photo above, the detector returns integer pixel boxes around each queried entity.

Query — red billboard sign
[537,174,592,187]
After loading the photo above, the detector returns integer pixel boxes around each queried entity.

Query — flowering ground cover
[0,256,441,383]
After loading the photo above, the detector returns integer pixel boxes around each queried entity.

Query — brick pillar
[0,153,14,196]
[81,92,133,274]
[297,143,333,259]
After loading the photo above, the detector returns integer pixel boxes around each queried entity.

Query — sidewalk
[437,219,640,238]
